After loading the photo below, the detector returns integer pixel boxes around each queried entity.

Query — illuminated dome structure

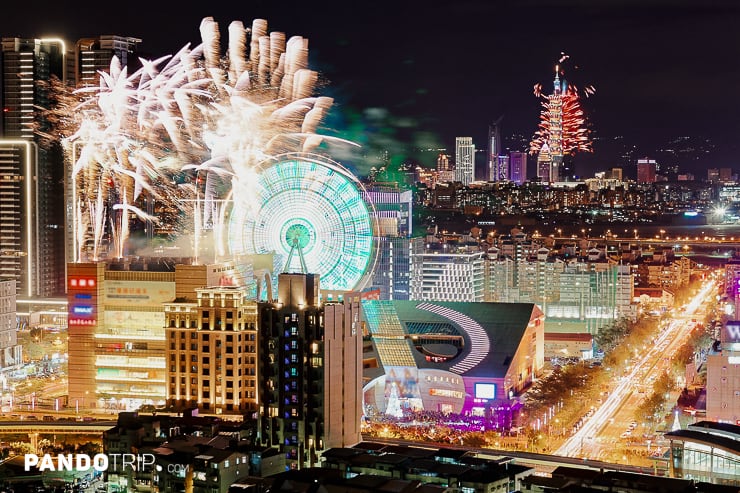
[228,153,375,292]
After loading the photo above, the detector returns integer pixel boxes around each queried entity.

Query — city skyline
[1,1,739,177]
[0,5,739,489]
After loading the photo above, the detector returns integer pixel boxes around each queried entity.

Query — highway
[556,277,716,459]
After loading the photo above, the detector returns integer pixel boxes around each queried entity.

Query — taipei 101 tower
[529,57,593,183]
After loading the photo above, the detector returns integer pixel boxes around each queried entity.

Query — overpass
[0,421,116,452]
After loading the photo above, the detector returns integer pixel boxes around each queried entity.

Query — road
[556,276,716,460]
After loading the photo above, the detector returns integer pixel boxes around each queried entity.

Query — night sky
[3,0,740,176]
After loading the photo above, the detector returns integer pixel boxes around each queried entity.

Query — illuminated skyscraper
[436,152,454,183]
[637,158,657,184]
[509,151,528,185]
[487,120,502,181]
[73,35,142,88]
[258,273,363,468]
[1,37,67,296]
[366,185,422,300]
[530,62,592,183]
[494,155,510,182]
[454,137,475,186]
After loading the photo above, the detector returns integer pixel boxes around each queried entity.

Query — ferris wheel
[227,153,375,292]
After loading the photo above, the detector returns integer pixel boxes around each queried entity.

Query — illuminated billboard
[475,383,497,400]
[104,281,175,307]
[723,321,740,344]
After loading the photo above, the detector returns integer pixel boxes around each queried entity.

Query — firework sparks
[65,17,348,262]
[529,55,594,158]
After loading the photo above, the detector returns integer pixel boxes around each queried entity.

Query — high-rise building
[164,286,259,414]
[436,152,452,172]
[65,35,145,273]
[487,121,502,181]
[410,248,485,302]
[529,63,592,183]
[494,155,510,182]
[1,37,67,296]
[454,137,475,186]
[367,185,413,238]
[536,143,555,183]
[370,237,424,301]
[436,152,454,183]
[257,273,363,469]
[366,185,423,300]
[637,158,657,184]
[67,259,244,410]
[509,151,527,185]
[73,36,142,88]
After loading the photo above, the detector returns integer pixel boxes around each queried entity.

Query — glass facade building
[666,421,740,486]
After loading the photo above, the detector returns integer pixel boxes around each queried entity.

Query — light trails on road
[555,280,716,458]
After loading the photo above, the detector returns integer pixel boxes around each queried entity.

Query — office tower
[708,168,720,183]
[367,185,413,238]
[366,185,422,300]
[436,152,454,183]
[72,35,142,87]
[0,278,19,368]
[487,120,502,181]
[165,286,258,414]
[637,158,657,184]
[1,37,67,296]
[436,152,452,172]
[720,167,733,182]
[65,35,145,272]
[494,155,510,182]
[509,151,528,185]
[530,63,591,183]
[370,237,425,301]
[454,137,475,186]
[536,143,555,183]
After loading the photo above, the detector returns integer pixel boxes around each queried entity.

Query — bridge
[0,421,115,451]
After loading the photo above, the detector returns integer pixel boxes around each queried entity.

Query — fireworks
[66,17,345,262]
[529,56,594,158]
